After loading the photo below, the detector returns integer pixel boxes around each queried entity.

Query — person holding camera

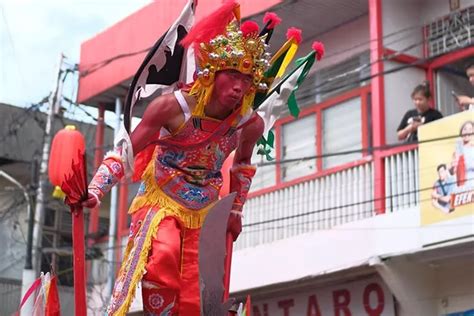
[455,63,474,111]
[397,81,443,142]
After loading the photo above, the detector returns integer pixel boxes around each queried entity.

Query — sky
[0,0,152,124]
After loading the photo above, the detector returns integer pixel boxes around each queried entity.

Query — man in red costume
[81,0,326,313]
[83,3,268,315]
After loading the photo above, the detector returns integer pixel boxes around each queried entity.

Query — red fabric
[49,128,85,187]
[144,217,182,292]
[263,12,281,29]
[181,1,239,51]
[179,227,201,316]
[62,153,88,205]
[457,155,466,186]
[137,213,201,316]
[15,277,42,316]
[312,41,325,61]
[286,27,302,44]
[240,21,259,36]
[45,276,61,316]
[219,152,235,198]
[132,145,156,182]
[245,295,252,315]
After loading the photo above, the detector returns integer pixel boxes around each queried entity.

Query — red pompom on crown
[263,12,281,29]
[240,20,259,37]
[312,41,325,61]
[181,1,239,48]
[286,27,302,44]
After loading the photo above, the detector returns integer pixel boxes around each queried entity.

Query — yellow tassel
[241,92,256,116]
[276,41,298,78]
[112,209,166,316]
[189,80,215,116]
[52,186,65,199]
[129,152,212,229]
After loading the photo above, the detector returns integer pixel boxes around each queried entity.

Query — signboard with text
[250,276,395,316]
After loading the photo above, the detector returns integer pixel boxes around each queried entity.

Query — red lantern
[48,125,86,198]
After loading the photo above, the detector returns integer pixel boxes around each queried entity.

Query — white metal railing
[0,278,20,316]
[384,147,419,213]
[236,162,375,250]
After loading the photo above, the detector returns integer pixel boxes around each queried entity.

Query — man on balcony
[456,63,474,111]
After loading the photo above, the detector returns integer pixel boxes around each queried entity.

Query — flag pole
[71,204,87,316]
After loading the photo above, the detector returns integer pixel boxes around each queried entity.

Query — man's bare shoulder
[181,91,197,113]
[242,112,264,135]
[144,93,182,120]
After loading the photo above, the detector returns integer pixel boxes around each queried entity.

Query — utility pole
[26,54,64,314]
[18,157,38,316]
[105,97,122,298]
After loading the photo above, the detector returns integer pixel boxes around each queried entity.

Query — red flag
[244,295,251,316]
[45,276,61,316]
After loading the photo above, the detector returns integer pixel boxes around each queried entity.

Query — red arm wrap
[88,154,124,202]
[229,164,257,211]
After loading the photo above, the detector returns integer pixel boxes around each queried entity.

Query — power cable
[242,176,474,228]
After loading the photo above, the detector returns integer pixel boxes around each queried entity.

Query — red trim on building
[251,85,371,198]
[316,109,323,171]
[360,92,369,154]
[429,46,474,69]
[249,158,373,199]
[78,0,283,105]
[379,143,418,158]
[369,0,386,215]
[275,124,282,185]
[426,46,474,110]
[382,48,426,68]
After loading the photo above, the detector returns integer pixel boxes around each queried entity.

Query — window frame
[250,85,371,196]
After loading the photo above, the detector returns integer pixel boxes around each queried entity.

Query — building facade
[78,0,474,315]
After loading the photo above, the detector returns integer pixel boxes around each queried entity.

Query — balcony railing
[383,145,419,213]
[236,161,375,250]
[236,145,421,250]
[0,278,20,316]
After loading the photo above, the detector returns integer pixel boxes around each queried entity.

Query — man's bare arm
[233,113,265,165]
[130,93,183,155]
[81,93,182,208]
[227,113,265,241]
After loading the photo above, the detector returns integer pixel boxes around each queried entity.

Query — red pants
[136,213,201,316]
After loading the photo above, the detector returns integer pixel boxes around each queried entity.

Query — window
[250,143,276,191]
[281,114,317,182]
[322,97,362,169]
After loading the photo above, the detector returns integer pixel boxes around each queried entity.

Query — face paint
[212,70,253,110]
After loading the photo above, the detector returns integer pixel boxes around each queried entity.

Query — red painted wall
[77,0,282,105]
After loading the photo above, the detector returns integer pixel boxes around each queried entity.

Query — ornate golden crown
[195,21,270,92]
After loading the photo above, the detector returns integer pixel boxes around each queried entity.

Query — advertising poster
[418,111,474,226]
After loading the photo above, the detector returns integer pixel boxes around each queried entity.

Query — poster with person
[419,110,474,226]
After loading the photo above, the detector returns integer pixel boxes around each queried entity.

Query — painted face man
[83,4,267,315]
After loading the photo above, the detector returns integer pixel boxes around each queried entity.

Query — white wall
[382,0,424,57]
[231,206,474,293]
[383,61,426,145]
[0,177,28,281]
[297,15,369,72]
